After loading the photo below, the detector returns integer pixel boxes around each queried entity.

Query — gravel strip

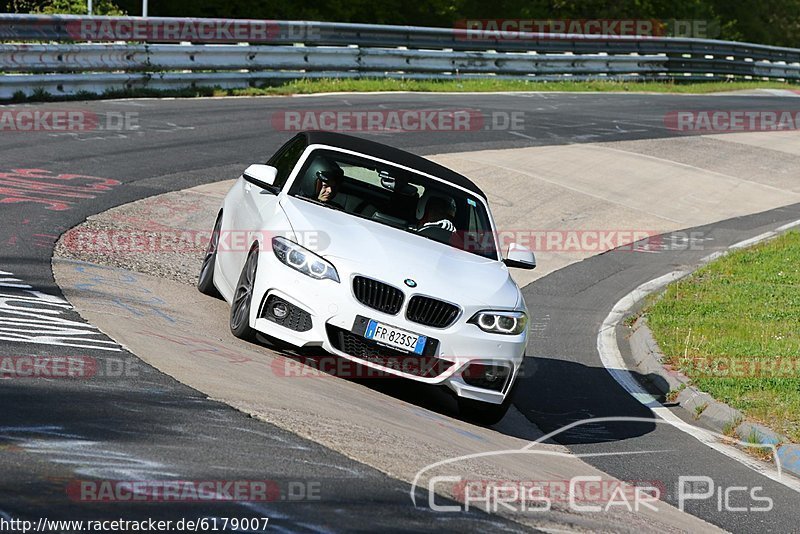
[54,187,220,285]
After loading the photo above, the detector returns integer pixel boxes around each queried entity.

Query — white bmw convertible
[198,131,535,424]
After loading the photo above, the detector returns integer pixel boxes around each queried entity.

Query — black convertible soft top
[302,131,487,200]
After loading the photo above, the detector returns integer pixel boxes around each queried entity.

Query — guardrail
[1,14,798,99]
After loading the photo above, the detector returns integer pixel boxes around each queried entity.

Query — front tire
[230,247,259,341]
[197,214,222,298]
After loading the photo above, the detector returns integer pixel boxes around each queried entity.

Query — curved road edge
[48,164,734,532]
[607,221,800,480]
[5,91,800,531]
[51,205,723,533]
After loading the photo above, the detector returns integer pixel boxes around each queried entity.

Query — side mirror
[242,164,278,189]
[503,243,536,270]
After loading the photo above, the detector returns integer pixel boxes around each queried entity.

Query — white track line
[729,231,776,249]
[596,220,800,493]
[775,219,800,232]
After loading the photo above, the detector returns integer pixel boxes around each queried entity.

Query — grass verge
[645,231,800,442]
[213,78,799,96]
[3,78,798,103]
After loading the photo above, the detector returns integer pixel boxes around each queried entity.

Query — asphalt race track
[2,92,800,532]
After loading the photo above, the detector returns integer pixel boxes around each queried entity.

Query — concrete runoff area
[705,130,800,158]
[53,129,799,531]
[433,134,800,287]
[54,261,717,532]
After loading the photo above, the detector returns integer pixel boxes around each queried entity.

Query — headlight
[469,310,527,335]
[272,237,339,283]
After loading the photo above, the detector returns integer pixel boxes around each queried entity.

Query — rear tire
[230,247,259,341]
[197,214,222,298]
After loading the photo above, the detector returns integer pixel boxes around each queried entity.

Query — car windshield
[287,149,498,260]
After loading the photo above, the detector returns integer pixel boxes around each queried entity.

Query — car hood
[279,196,520,307]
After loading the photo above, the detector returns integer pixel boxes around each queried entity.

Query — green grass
[214,78,798,96]
[645,231,800,442]
[722,416,744,437]
[694,402,709,419]
[4,78,798,103]
[5,86,217,103]
[666,383,687,403]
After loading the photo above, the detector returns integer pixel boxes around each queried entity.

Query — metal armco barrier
[0,14,798,99]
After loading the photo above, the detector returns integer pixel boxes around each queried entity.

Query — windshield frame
[283,144,501,261]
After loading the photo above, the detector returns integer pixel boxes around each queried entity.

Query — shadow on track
[512,357,662,445]
[266,340,663,445]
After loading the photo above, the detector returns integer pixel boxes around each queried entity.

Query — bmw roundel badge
[404,279,417,288]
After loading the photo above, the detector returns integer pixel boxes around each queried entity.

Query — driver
[315,168,344,204]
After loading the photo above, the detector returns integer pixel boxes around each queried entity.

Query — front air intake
[406,295,460,328]
[352,276,404,315]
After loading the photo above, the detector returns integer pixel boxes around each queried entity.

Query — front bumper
[250,253,527,404]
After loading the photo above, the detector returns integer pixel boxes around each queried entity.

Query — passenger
[418,196,457,233]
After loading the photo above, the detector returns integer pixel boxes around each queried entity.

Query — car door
[225,135,308,282]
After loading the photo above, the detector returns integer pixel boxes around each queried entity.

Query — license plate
[365,320,426,355]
